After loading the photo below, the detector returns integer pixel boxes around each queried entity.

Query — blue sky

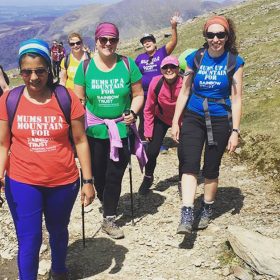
[0,0,224,6]
[0,0,119,6]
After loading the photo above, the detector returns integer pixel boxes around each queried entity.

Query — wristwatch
[232,128,240,135]
[130,109,138,120]
[82,178,93,184]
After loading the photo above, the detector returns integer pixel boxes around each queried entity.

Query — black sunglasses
[161,64,178,70]
[69,41,82,47]
[206,32,227,39]
[20,68,49,77]
[98,37,119,45]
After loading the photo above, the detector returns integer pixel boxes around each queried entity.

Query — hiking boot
[197,201,214,229]
[138,175,153,195]
[177,206,194,234]
[102,216,124,239]
[49,272,68,280]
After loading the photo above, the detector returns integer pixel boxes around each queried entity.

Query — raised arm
[165,13,178,55]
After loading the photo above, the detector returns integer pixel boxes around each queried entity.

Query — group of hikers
[0,13,244,280]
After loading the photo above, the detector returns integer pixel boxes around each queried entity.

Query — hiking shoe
[177,206,194,234]
[102,216,124,239]
[197,201,214,229]
[160,145,168,154]
[138,175,153,195]
[49,272,68,280]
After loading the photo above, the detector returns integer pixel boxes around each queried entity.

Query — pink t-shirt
[0,88,85,187]
[144,75,183,138]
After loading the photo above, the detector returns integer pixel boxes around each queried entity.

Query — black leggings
[145,117,170,176]
[87,137,129,217]
[178,110,231,179]
[138,95,147,141]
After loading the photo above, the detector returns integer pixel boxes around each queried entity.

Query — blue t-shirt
[186,50,244,116]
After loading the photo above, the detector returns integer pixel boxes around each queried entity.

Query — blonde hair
[68,32,83,43]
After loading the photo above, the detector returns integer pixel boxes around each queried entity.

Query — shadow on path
[67,237,128,279]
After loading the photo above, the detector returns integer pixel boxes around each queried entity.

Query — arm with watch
[71,116,95,206]
[227,65,244,153]
[123,79,144,125]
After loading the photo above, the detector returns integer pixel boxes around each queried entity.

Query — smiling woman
[0,38,95,280]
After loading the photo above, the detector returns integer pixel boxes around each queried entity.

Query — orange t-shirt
[0,88,85,187]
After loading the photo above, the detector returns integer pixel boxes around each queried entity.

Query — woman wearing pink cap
[74,22,144,239]
[138,55,183,195]
[172,16,244,234]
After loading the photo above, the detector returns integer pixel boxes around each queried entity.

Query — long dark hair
[203,17,239,55]
[19,53,58,90]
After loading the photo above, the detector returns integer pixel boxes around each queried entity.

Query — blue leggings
[5,176,79,280]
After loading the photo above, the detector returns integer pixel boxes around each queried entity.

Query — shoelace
[201,205,213,218]
[181,207,193,223]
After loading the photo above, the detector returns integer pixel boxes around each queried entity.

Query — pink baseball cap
[160,55,179,68]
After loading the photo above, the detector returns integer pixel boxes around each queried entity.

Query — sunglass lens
[206,32,226,39]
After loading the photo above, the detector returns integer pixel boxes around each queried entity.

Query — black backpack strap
[227,52,237,94]
[83,58,91,76]
[6,85,25,128]
[193,48,206,75]
[121,55,130,72]
[64,54,70,70]
[0,65,9,85]
[53,85,72,125]
[154,77,164,115]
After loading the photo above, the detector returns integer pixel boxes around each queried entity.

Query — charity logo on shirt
[91,78,125,107]
[198,64,227,89]
[17,115,64,152]
[141,55,161,72]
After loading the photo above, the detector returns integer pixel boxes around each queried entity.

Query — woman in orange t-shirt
[0,39,95,280]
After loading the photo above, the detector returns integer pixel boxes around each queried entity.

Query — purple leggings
[5,176,79,280]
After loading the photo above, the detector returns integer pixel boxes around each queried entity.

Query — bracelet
[82,178,93,184]
[130,109,137,120]
[232,128,240,135]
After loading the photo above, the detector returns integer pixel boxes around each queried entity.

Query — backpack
[6,85,72,128]
[191,48,237,146]
[64,52,91,70]
[153,76,164,115]
[0,65,10,96]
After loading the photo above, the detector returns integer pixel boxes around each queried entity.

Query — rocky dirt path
[1,140,280,280]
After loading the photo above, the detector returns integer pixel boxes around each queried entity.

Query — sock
[204,200,214,205]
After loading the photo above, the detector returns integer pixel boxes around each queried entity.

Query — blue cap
[19,38,51,64]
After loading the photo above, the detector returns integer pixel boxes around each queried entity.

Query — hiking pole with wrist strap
[124,110,135,226]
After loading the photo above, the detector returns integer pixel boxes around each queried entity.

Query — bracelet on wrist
[130,109,137,120]
[82,178,93,184]
[232,128,240,135]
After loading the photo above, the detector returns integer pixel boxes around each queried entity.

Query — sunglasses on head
[69,41,82,47]
[98,37,119,45]
[20,68,48,77]
[161,64,178,70]
[206,32,227,39]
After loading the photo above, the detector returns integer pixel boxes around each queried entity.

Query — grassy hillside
[119,0,280,187]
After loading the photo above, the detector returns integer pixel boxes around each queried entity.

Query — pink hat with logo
[160,55,179,68]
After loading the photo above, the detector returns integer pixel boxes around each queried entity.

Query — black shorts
[178,110,231,179]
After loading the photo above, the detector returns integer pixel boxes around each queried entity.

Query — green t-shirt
[74,55,142,139]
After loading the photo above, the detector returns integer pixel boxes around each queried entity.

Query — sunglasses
[206,32,227,39]
[20,68,49,77]
[98,37,119,45]
[69,41,82,47]
[161,64,178,70]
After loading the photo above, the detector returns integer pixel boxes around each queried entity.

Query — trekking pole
[79,166,86,248]
[124,110,135,226]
